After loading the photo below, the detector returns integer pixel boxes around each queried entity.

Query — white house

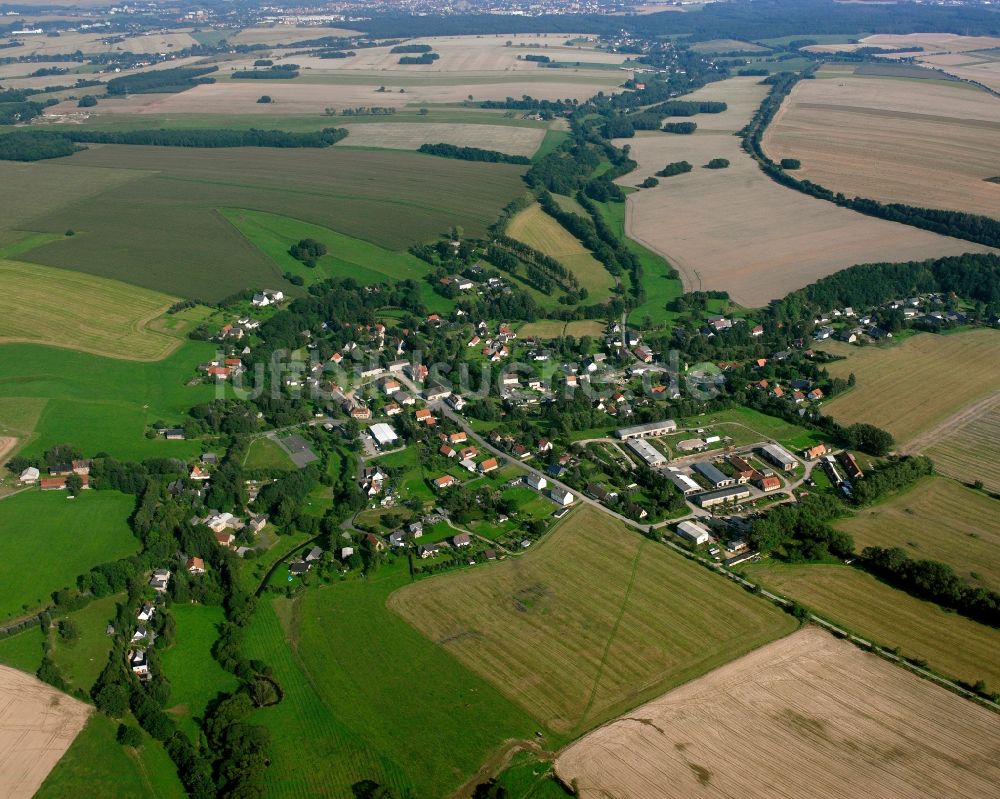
[550,488,574,506]
[251,289,284,307]
[19,466,40,484]
[525,474,547,491]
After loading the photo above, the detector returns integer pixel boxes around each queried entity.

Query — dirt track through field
[0,665,91,799]
[903,389,1000,454]
[555,626,1000,799]
[0,437,17,465]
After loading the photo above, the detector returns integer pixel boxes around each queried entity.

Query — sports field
[338,121,546,156]
[14,146,525,300]
[390,506,796,736]
[243,435,298,472]
[836,477,1000,591]
[763,69,1000,218]
[920,394,1000,491]
[507,203,615,300]
[160,605,239,741]
[556,626,1000,799]
[742,561,1000,689]
[0,341,216,461]
[617,77,992,307]
[0,666,91,799]
[244,562,537,799]
[821,330,1000,444]
[0,490,139,622]
[0,259,182,360]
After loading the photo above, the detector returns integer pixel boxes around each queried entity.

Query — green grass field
[14,146,526,301]
[0,490,140,622]
[35,713,187,799]
[221,209,452,312]
[836,477,1000,592]
[0,340,216,461]
[679,406,824,449]
[243,560,539,798]
[391,506,797,736]
[160,604,239,742]
[742,561,1000,691]
[592,199,682,327]
[50,593,123,695]
[244,436,298,472]
[0,258,183,361]
[0,621,44,674]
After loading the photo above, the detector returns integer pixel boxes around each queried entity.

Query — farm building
[696,486,753,508]
[665,468,701,495]
[693,461,735,489]
[756,475,782,492]
[760,444,797,471]
[616,420,677,440]
[676,520,711,545]
[369,423,399,449]
[628,438,667,468]
[803,443,829,460]
[18,467,39,484]
[550,488,575,506]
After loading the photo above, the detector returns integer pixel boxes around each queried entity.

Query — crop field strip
[821,330,1000,445]
[837,476,1000,591]
[507,203,616,300]
[615,77,992,307]
[336,121,546,156]
[742,561,1000,689]
[921,396,1000,492]
[0,259,184,361]
[12,146,526,301]
[556,626,1000,799]
[390,506,796,736]
[762,70,1000,218]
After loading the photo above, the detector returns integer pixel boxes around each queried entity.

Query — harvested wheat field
[0,259,181,361]
[389,507,796,736]
[763,70,1000,217]
[837,476,1000,591]
[77,76,613,116]
[821,329,1000,444]
[507,204,615,298]
[805,33,1000,54]
[338,122,545,156]
[228,25,363,45]
[920,394,1000,492]
[555,626,1000,799]
[0,665,91,799]
[616,77,991,307]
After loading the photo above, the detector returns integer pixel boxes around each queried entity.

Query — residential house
[452,533,471,548]
[525,474,547,491]
[137,603,155,623]
[186,556,206,574]
[478,458,499,474]
[418,543,440,559]
[550,488,574,506]
[149,569,171,593]
[434,474,458,489]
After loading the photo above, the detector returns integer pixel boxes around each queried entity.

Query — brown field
[518,319,607,339]
[507,204,615,299]
[919,54,1000,93]
[743,562,1000,689]
[688,38,769,53]
[805,33,1000,54]
[0,665,92,799]
[821,330,1000,444]
[837,477,1000,591]
[762,70,1000,217]
[556,626,1000,799]
[0,30,197,58]
[228,25,363,44]
[63,75,616,116]
[337,121,545,155]
[616,77,991,307]
[388,506,796,736]
[921,394,1000,492]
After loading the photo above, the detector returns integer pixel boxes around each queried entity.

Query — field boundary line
[576,538,647,732]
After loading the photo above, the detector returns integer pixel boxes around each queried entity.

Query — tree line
[0,126,349,161]
[417,142,531,165]
[106,65,217,95]
[743,69,1000,248]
